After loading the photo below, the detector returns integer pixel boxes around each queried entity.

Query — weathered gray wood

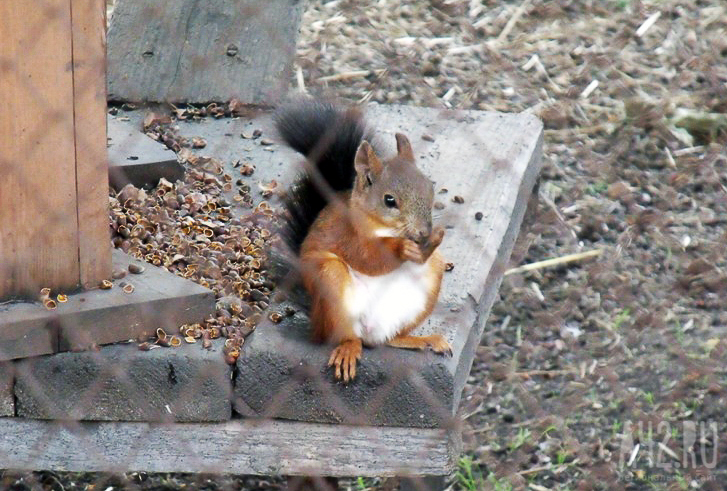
[59,250,215,350]
[0,303,57,361]
[108,117,184,189]
[15,340,231,422]
[0,250,215,360]
[107,0,303,103]
[0,418,459,477]
[0,362,13,416]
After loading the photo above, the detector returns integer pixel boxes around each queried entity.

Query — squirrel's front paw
[328,338,363,382]
[421,226,445,260]
[401,239,425,263]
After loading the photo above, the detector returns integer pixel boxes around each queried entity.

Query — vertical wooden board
[106,0,303,103]
[0,0,80,298]
[71,0,112,288]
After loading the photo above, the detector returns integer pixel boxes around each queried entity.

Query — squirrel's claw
[430,226,445,249]
[420,226,445,261]
[328,339,363,382]
[427,334,453,356]
[401,239,425,264]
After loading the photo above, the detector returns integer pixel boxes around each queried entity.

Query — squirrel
[274,99,451,382]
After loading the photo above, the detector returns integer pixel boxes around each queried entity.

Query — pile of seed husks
[109,119,279,364]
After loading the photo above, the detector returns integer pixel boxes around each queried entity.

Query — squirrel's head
[350,133,434,244]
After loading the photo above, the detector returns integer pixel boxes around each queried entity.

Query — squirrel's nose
[415,223,433,243]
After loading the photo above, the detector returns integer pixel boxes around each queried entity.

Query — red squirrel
[275,100,451,382]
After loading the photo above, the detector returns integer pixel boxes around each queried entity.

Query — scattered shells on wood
[115,120,276,359]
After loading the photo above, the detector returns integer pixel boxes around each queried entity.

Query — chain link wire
[1,0,726,490]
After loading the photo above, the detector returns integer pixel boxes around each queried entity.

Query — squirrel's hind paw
[427,334,453,356]
[328,338,363,382]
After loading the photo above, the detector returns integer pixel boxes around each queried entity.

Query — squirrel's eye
[383,194,397,208]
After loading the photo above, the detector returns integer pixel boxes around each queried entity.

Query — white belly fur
[344,259,434,346]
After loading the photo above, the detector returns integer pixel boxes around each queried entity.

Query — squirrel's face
[351,134,435,244]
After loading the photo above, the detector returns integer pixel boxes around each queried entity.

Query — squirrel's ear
[354,140,383,176]
[395,133,414,162]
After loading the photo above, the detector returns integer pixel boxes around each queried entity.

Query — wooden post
[0,0,111,299]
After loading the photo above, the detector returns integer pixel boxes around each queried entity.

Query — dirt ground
[4,1,726,490]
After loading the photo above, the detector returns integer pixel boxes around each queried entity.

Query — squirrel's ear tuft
[395,133,414,162]
[354,140,383,176]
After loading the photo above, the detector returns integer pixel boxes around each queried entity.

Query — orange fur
[399,249,445,336]
[295,133,449,381]
[300,197,448,381]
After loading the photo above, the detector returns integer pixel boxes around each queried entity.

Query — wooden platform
[0,418,459,477]
[0,250,214,361]
[108,117,184,189]
[0,104,542,478]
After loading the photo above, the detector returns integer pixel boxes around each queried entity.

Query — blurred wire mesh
[1,1,726,491]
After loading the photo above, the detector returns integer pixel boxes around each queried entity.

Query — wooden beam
[107,117,184,190]
[0,0,80,298]
[0,250,215,361]
[0,418,460,477]
[106,0,303,104]
[0,0,111,299]
[71,0,111,288]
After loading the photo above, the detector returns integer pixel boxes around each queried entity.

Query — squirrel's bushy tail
[274,100,369,254]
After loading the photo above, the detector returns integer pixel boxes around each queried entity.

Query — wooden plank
[0,362,15,416]
[107,117,184,190]
[71,0,112,288]
[0,418,459,477]
[0,308,57,361]
[0,0,80,298]
[106,0,303,103]
[57,250,215,351]
[0,250,214,360]
[15,340,231,422]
